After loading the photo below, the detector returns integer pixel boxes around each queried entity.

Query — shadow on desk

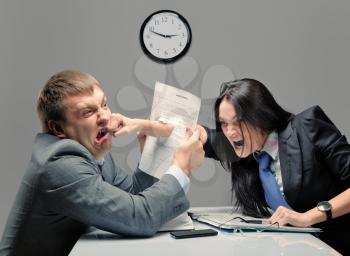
[70,208,341,256]
[81,227,165,240]
[72,224,341,256]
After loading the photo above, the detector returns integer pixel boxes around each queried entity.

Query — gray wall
[1,0,350,234]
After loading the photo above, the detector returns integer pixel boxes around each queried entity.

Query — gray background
[1,0,350,235]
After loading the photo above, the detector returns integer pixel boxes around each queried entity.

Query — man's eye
[82,110,93,116]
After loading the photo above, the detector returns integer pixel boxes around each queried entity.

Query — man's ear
[48,120,66,139]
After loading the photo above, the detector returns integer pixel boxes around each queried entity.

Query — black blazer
[204,105,350,231]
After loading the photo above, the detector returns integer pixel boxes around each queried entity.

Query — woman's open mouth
[95,128,109,144]
[232,139,244,149]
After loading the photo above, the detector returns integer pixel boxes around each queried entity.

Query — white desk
[69,222,340,256]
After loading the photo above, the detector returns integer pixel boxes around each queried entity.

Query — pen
[241,219,263,224]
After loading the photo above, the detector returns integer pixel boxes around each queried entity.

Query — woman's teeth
[233,139,244,148]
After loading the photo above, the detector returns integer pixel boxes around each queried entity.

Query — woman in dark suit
[198,79,350,255]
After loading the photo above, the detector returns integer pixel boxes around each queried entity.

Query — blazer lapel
[278,122,303,205]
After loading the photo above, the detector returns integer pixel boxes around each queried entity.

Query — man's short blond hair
[37,70,99,132]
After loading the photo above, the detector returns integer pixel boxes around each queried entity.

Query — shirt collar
[261,131,279,161]
[95,158,105,166]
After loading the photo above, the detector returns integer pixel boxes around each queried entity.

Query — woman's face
[219,98,266,158]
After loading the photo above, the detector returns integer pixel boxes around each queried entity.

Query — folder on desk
[159,212,194,231]
[188,207,321,233]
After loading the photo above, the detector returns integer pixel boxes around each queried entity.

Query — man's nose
[97,108,109,126]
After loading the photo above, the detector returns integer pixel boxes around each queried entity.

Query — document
[188,207,321,233]
[80,213,194,237]
[159,212,194,231]
[139,81,201,178]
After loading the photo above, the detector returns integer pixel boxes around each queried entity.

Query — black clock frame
[139,10,192,64]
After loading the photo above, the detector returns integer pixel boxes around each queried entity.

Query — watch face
[140,10,192,63]
[317,201,332,211]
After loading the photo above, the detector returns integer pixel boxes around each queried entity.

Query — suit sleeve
[101,153,158,194]
[203,126,220,160]
[38,157,189,237]
[299,105,350,182]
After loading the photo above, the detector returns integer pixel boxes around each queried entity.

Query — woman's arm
[110,113,174,138]
[197,125,220,160]
[269,106,350,227]
[268,187,350,227]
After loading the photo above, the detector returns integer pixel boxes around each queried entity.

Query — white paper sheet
[159,212,194,231]
[188,207,321,233]
[139,81,201,178]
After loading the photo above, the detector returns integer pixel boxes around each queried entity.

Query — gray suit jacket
[0,133,189,256]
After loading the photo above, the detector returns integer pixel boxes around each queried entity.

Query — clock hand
[150,30,178,38]
[150,30,167,38]
[164,34,178,38]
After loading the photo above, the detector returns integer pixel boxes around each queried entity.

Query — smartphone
[170,229,218,239]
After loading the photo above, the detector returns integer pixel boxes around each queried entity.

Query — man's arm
[40,128,204,237]
[102,153,157,194]
[116,128,204,195]
[109,114,203,193]
[40,157,189,237]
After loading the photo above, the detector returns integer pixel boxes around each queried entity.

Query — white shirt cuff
[165,165,190,194]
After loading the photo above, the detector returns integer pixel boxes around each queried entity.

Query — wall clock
[140,10,192,63]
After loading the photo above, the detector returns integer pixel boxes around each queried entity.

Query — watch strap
[325,209,332,221]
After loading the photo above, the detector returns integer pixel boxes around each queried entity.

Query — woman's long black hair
[213,79,293,217]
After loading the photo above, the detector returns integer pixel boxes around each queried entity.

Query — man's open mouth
[96,128,109,144]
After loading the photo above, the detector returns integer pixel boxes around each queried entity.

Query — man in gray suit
[0,70,205,256]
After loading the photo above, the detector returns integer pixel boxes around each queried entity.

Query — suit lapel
[278,122,303,205]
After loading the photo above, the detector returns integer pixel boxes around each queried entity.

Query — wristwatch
[317,201,332,221]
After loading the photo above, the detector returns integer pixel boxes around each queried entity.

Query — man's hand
[173,128,205,176]
[196,124,208,145]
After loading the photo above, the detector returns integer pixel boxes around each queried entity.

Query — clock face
[140,10,192,63]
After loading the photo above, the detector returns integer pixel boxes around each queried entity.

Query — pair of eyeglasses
[221,217,280,234]
[197,214,280,233]
[231,222,280,235]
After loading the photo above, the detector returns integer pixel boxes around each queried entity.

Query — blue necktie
[257,151,292,211]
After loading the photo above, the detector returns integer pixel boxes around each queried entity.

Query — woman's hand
[110,114,174,138]
[109,113,136,136]
[267,206,314,228]
[110,114,174,152]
